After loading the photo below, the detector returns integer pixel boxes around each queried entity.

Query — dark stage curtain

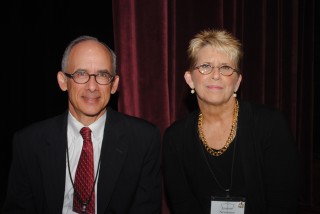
[112,0,316,213]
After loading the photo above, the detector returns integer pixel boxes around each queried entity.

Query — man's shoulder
[108,108,159,131]
[17,111,67,135]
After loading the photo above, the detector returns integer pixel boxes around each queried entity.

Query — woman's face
[184,45,242,107]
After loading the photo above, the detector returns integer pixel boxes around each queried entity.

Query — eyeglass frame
[194,63,238,76]
[63,70,115,85]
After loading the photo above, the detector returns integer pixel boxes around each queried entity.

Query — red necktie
[73,127,95,214]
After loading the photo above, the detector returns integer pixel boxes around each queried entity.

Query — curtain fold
[112,0,170,134]
[112,0,315,213]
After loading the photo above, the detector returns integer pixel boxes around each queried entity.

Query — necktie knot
[80,127,92,142]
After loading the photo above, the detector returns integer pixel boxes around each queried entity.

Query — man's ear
[57,71,68,91]
[111,75,119,94]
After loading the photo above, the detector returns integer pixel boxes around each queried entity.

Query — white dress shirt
[62,111,106,214]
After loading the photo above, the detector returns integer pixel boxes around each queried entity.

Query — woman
[162,29,299,214]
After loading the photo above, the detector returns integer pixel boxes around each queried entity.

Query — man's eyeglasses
[64,70,115,85]
[194,64,238,76]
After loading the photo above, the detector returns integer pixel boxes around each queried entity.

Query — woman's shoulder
[239,100,289,128]
[164,110,199,135]
[240,100,283,116]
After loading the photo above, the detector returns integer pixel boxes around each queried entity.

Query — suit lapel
[97,109,128,213]
[39,113,68,213]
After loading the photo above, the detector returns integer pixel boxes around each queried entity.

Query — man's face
[58,40,119,124]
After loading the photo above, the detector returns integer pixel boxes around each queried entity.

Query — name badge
[211,196,245,214]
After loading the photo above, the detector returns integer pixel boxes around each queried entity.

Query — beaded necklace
[198,99,239,156]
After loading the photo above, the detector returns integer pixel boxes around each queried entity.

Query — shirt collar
[68,111,107,141]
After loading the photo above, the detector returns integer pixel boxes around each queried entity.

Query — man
[3,36,161,214]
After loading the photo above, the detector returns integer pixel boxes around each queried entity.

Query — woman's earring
[233,91,237,97]
[191,89,195,94]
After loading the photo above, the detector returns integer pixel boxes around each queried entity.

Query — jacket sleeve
[129,125,162,214]
[255,110,299,214]
[2,131,37,214]
[162,125,204,214]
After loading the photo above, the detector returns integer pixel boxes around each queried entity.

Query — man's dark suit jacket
[3,107,161,214]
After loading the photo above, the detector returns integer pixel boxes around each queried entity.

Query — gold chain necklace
[198,99,239,156]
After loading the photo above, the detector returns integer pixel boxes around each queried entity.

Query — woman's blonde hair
[187,29,243,71]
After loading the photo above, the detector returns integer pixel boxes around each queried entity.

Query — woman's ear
[57,71,68,91]
[184,71,194,89]
[235,74,242,92]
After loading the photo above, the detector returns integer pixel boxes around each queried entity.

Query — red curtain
[112,0,315,213]
[112,0,170,135]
